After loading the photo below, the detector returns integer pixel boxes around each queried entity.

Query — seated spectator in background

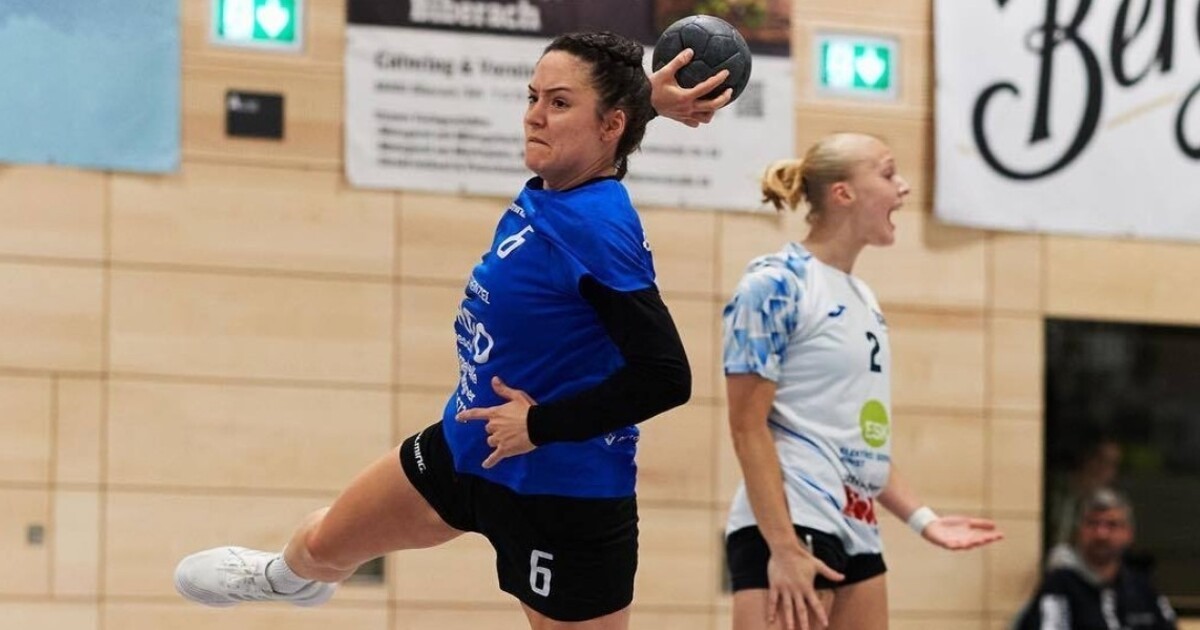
[1017,488,1177,630]
[1046,432,1123,568]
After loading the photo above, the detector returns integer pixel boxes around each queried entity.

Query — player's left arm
[524,275,692,444]
[878,465,1005,551]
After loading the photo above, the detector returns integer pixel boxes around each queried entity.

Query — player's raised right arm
[649,49,733,127]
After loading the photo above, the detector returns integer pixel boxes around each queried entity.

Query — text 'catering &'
[375,51,536,79]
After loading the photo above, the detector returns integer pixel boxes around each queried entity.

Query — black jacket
[1017,561,1177,630]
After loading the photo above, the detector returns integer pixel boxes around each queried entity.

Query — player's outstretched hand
[649,48,733,127]
[455,376,537,469]
[922,515,1004,551]
[766,547,843,630]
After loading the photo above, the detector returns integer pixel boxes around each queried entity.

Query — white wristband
[907,506,938,534]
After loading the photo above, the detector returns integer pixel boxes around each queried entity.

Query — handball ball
[652,14,753,102]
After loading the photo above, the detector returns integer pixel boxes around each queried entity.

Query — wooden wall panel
[1046,236,1200,325]
[985,517,1041,616]
[891,616,986,630]
[795,0,932,31]
[641,206,719,296]
[106,602,388,630]
[109,270,392,383]
[395,391,452,442]
[0,376,51,483]
[717,201,810,298]
[0,603,98,630]
[667,297,719,401]
[300,0,352,68]
[52,490,101,596]
[988,316,1043,414]
[989,234,1043,313]
[397,192,506,283]
[631,611,715,630]
[54,378,105,485]
[888,310,986,412]
[635,506,718,607]
[111,164,394,275]
[714,606,731,630]
[637,402,717,505]
[856,210,988,309]
[989,416,1043,514]
[392,606,529,630]
[713,402,739,506]
[881,517,985,613]
[0,489,50,596]
[390,534,507,605]
[396,284,461,389]
[107,380,390,491]
[0,166,106,260]
[0,263,104,372]
[890,412,986,513]
[182,66,341,169]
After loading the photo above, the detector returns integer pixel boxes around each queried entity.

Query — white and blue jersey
[723,242,893,555]
[441,177,656,498]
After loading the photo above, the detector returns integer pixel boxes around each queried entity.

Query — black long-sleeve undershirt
[525,275,692,445]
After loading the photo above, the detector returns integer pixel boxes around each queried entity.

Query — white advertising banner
[935,0,1200,241]
[345,1,793,211]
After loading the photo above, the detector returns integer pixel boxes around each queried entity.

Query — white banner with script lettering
[344,0,794,211]
[935,0,1200,241]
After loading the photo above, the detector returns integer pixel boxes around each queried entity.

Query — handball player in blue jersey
[174,32,730,629]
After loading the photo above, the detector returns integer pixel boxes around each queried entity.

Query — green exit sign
[212,0,303,52]
[815,33,898,101]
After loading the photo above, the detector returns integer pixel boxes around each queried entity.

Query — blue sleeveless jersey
[440,177,656,498]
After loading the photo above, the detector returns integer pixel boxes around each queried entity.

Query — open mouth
[887,204,901,228]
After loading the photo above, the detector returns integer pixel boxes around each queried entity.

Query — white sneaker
[174,546,335,608]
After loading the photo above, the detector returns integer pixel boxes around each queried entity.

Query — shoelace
[219,551,267,596]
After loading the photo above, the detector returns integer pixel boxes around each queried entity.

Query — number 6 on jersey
[498,225,535,259]
[529,549,553,596]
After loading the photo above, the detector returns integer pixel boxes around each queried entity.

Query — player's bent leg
[732,588,835,630]
[826,573,887,630]
[175,444,462,607]
[288,444,464,580]
[521,603,631,630]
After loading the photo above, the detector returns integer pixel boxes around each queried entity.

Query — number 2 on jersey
[866,332,882,373]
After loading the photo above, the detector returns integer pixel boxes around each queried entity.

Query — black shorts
[399,422,638,622]
[726,525,887,591]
